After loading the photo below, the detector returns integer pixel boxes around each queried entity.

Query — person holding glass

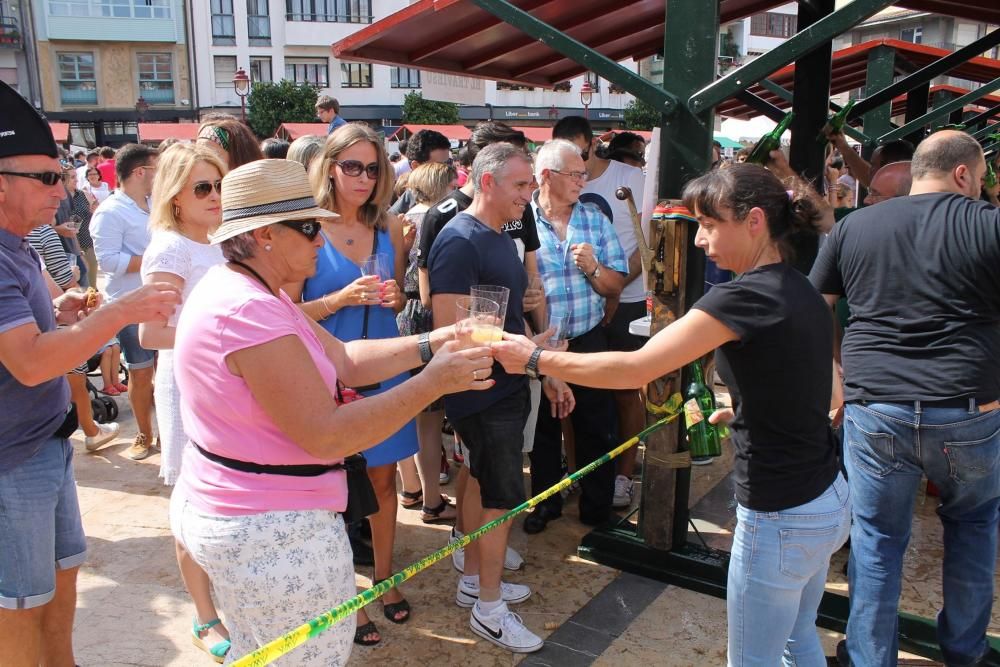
[286,124,415,647]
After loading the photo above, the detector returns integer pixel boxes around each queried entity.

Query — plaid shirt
[531,192,627,338]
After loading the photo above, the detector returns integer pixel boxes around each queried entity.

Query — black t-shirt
[428,212,528,421]
[810,193,1000,403]
[694,262,838,512]
[417,189,540,269]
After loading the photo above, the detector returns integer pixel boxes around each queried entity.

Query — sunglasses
[334,160,379,179]
[0,171,64,186]
[277,218,321,241]
[193,180,223,198]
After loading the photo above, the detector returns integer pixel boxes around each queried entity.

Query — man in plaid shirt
[522,139,627,534]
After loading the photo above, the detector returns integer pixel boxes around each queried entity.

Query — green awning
[714,135,744,149]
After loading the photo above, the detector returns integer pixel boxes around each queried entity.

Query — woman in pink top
[170,159,495,666]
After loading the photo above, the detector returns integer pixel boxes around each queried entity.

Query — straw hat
[209,158,338,244]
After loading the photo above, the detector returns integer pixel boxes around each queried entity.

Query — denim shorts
[451,388,530,510]
[117,323,155,370]
[0,437,87,609]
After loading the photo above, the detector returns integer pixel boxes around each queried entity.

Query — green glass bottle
[684,361,722,464]
[746,111,794,165]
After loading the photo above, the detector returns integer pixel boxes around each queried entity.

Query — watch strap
[525,346,543,379]
[418,332,433,363]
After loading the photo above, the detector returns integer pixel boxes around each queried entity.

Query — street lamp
[233,67,251,122]
[135,96,150,122]
[579,80,595,119]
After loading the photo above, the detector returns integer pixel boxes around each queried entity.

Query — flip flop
[399,489,423,509]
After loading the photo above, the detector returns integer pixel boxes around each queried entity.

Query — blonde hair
[310,123,393,230]
[149,143,228,233]
[408,162,457,206]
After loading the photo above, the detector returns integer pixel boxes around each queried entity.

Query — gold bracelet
[321,293,335,317]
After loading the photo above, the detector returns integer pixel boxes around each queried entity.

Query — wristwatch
[525,347,544,379]
[418,332,433,363]
[588,265,602,280]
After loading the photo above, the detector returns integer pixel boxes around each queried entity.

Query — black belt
[193,441,346,477]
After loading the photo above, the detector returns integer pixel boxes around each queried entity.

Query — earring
[264,244,272,251]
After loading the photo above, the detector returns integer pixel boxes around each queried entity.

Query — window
[247,0,270,45]
[285,58,329,86]
[58,52,97,105]
[390,67,420,89]
[584,71,600,93]
[750,12,798,38]
[138,53,173,104]
[285,0,373,24]
[211,0,235,46]
[900,26,923,44]
[214,55,237,88]
[49,0,169,17]
[250,56,272,83]
[340,62,371,88]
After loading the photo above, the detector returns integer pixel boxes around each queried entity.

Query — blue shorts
[0,437,87,609]
[117,323,155,370]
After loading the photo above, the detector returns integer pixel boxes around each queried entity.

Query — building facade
[1,0,37,100]
[30,0,195,145]
[188,0,637,130]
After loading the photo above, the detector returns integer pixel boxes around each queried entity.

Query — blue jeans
[728,474,851,667]
[843,402,1000,667]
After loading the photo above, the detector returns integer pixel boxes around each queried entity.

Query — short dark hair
[397,139,408,156]
[260,138,290,159]
[115,143,158,182]
[911,132,982,181]
[73,150,85,159]
[467,121,526,163]
[406,129,451,164]
[552,116,593,143]
[315,95,340,114]
[99,146,115,159]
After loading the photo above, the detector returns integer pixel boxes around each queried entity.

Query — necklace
[345,238,354,246]
[229,260,274,296]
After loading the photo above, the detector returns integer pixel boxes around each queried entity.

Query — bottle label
[684,398,704,429]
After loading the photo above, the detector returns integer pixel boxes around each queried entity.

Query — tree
[247,80,320,138]
[401,91,460,125]
[623,98,661,131]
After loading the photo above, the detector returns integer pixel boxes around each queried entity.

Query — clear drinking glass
[546,314,568,347]
[455,296,501,349]
[360,253,392,301]
[470,285,510,323]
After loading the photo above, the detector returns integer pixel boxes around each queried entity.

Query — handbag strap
[361,227,379,340]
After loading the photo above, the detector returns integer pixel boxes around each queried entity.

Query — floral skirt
[171,491,356,665]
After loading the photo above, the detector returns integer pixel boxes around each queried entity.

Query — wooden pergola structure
[334,2,1000,660]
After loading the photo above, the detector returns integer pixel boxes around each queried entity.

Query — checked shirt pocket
[944,425,1000,485]
[779,524,840,580]
[847,416,900,478]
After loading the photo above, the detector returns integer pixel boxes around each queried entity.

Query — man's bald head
[910,130,986,199]
[865,161,912,205]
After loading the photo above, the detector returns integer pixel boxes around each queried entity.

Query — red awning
[137,122,200,143]
[48,122,70,144]
[717,40,1000,120]
[509,126,554,143]
[333,2,1000,90]
[274,123,329,141]
[388,124,472,141]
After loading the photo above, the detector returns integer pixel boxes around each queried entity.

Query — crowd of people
[2,74,999,667]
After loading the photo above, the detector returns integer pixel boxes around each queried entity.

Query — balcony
[46,0,179,41]
[139,82,174,105]
[0,17,21,49]
[60,82,98,105]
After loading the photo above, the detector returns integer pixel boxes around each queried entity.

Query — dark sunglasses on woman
[277,218,321,241]
[193,180,223,198]
[334,160,379,179]
[0,170,63,186]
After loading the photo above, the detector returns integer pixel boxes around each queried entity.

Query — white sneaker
[449,529,524,573]
[612,474,634,509]
[470,601,543,653]
[84,422,120,452]
[456,577,531,608]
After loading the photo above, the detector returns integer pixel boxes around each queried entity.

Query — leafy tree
[401,91,460,125]
[247,80,320,138]
[623,98,661,131]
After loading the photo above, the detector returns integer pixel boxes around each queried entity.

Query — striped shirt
[26,225,75,289]
[531,192,627,338]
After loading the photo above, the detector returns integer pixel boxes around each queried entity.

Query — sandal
[421,496,457,524]
[192,618,231,664]
[99,385,120,396]
[375,578,411,624]
[399,489,423,510]
[353,620,381,646]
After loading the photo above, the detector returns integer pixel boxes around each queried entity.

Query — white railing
[48,0,171,20]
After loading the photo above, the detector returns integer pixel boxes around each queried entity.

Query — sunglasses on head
[0,171,64,186]
[192,180,222,198]
[277,218,321,241]
[334,160,379,179]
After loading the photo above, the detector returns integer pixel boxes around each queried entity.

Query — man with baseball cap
[0,81,180,665]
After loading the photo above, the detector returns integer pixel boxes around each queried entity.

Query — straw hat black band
[221,195,318,223]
